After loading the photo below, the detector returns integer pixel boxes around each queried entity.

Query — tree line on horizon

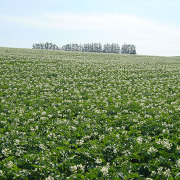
[32,42,136,54]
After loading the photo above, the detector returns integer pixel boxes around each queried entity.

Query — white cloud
[0,13,167,32]
[0,13,180,56]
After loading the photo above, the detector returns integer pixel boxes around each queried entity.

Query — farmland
[0,47,180,179]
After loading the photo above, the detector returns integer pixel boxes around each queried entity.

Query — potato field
[0,47,179,179]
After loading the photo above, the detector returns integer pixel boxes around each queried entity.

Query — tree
[32,42,60,50]
[103,43,110,53]
[32,42,136,54]
[121,44,136,54]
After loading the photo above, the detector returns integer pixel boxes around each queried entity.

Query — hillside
[0,47,180,179]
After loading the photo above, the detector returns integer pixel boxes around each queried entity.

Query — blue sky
[0,0,180,56]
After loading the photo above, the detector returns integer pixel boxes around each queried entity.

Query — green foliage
[0,47,179,179]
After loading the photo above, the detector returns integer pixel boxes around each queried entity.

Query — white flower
[14,139,20,145]
[113,148,118,153]
[137,136,143,144]
[95,158,102,164]
[156,139,172,150]
[76,139,84,145]
[162,129,169,133]
[77,164,85,172]
[176,159,180,167]
[42,111,46,115]
[70,164,84,173]
[2,148,11,157]
[108,127,113,132]
[7,161,13,168]
[48,114,53,118]
[147,146,158,154]
[163,168,171,177]
[45,176,54,180]
[71,126,77,131]
[39,144,46,150]
[157,167,163,175]
[70,165,77,173]
[116,134,120,139]
[0,170,3,175]
[100,166,109,176]
[151,171,156,175]
[99,135,105,141]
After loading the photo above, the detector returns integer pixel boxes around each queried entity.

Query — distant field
[0,47,179,179]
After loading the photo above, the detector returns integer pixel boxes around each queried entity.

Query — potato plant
[0,47,179,179]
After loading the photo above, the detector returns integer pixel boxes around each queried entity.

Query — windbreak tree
[103,43,112,53]
[111,43,120,53]
[32,42,59,50]
[121,44,136,54]
[32,42,137,54]
[103,43,121,53]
